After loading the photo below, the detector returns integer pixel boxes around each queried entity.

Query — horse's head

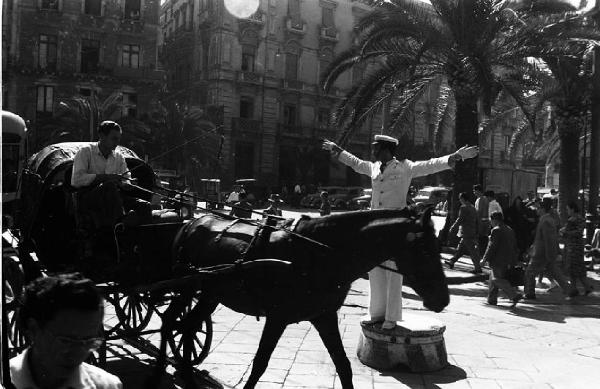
[359,208,449,313]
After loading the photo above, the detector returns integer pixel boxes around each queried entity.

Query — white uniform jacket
[337,151,451,209]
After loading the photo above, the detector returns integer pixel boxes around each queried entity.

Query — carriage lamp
[224,0,259,19]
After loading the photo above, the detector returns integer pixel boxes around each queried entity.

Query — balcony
[278,123,304,138]
[319,26,339,42]
[236,71,263,84]
[281,79,304,90]
[285,17,307,35]
[239,10,265,26]
[232,117,261,134]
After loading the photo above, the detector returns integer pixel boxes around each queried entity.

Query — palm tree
[321,0,537,220]
[510,1,599,219]
[49,91,123,143]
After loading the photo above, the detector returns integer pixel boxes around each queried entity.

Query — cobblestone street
[102,248,600,389]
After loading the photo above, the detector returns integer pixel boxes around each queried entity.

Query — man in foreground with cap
[322,135,478,330]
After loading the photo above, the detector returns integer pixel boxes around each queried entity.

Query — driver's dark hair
[19,273,103,328]
[98,120,122,136]
[473,184,483,192]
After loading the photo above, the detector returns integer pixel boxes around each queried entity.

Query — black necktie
[380,162,386,175]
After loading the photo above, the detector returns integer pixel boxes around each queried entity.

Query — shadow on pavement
[376,364,467,388]
[104,357,225,389]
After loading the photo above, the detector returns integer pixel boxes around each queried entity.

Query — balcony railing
[319,26,339,42]
[240,10,265,25]
[232,117,261,133]
[278,123,303,137]
[236,71,263,84]
[285,17,307,35]
[281,79,303,90]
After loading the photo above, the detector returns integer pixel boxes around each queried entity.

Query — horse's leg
[243,317,287,389]
[311,311,354,389]
[145,290,195,389]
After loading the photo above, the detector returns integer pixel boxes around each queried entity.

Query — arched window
[240,29,258,72]
[284,41,301,80]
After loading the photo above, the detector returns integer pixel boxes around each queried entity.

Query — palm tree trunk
[439,94,479,245]
[558,124,581,223]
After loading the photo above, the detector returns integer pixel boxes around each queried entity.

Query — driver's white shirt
[71,142,129,188]
[337,151,451,209]
[10,348,122,389]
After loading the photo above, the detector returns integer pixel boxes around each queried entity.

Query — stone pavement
[102,253,600,389]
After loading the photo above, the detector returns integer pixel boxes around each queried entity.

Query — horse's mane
[297,208,418,230]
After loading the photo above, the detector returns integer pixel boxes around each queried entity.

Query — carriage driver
[71,120,148,229]
[323,135,478,330]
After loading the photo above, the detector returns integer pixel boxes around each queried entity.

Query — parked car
[413,186,451,208]
[347,188,372,210]
[330,187,365,209]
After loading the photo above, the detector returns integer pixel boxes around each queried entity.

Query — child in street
[319,191,331,216]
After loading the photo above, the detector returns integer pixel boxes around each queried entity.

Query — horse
[153,208,449,389]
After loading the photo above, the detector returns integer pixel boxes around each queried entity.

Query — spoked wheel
[166,295,213,366]
[5,302,27,357]
[110,291,155,333]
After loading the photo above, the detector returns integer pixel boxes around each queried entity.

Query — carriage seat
[151,209,183,224]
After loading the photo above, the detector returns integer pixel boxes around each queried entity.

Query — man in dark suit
[446,192,482,274]
[230,192,253,219]
[483,212,523,307]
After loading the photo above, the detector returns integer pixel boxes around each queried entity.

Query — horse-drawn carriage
[3,140,214,373]
[3,114,450,389]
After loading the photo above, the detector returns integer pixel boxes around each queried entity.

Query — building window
[124,0,141,20]
[322,7,334,28]
[319,58,331,79]
[504,135,511,151]
[240,97,254,119]
[352,63,366,84]
[85,0,101,16]
[241,45,255,72]
[122,44,140,68]
[317,108,330,128]
[288,0,302,28]
[38,34,57,71]
[41,0,59,10]
[285,53,298,80]
[283,104,297,126]
[81,39,100,73]
[122,92,137,117]
[36,85,54,113]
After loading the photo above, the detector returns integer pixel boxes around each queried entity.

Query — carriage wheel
[6,303,27,357]
[166,297,213,366]
[111,292,155,333]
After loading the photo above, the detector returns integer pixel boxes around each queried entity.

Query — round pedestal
[356,313,448,372]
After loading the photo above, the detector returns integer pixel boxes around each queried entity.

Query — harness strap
[214,219,240,243]
[238,224,266,263]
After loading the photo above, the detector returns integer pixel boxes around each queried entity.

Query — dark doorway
[235,142,254,179]
[279,145,297,184]
[81,39,100,73]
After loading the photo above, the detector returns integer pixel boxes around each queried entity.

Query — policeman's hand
[321,139,337,151]
[455,145,479,160]
[322,139,343,155]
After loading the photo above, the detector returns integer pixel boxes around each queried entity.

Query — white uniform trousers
[368,259,403,322]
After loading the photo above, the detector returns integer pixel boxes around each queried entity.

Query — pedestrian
[319,191,331,216]
[506,196,532,262]
[323,135,479,330]
[524,198,572,299]
[485,190,503,218]
[10,273,122,389]
[445,192,483,274]
[264,194,283,217]
[473,184,490,256]
[230,191,253,219]
[560,202,593,296]
[482,212,523,307]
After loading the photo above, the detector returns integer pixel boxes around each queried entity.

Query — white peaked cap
[372,134,399,145]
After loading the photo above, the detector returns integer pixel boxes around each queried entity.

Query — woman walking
[561,202,593,296]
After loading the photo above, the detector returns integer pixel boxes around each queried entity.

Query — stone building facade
[160,0,459,190]
[2,0,164,154]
